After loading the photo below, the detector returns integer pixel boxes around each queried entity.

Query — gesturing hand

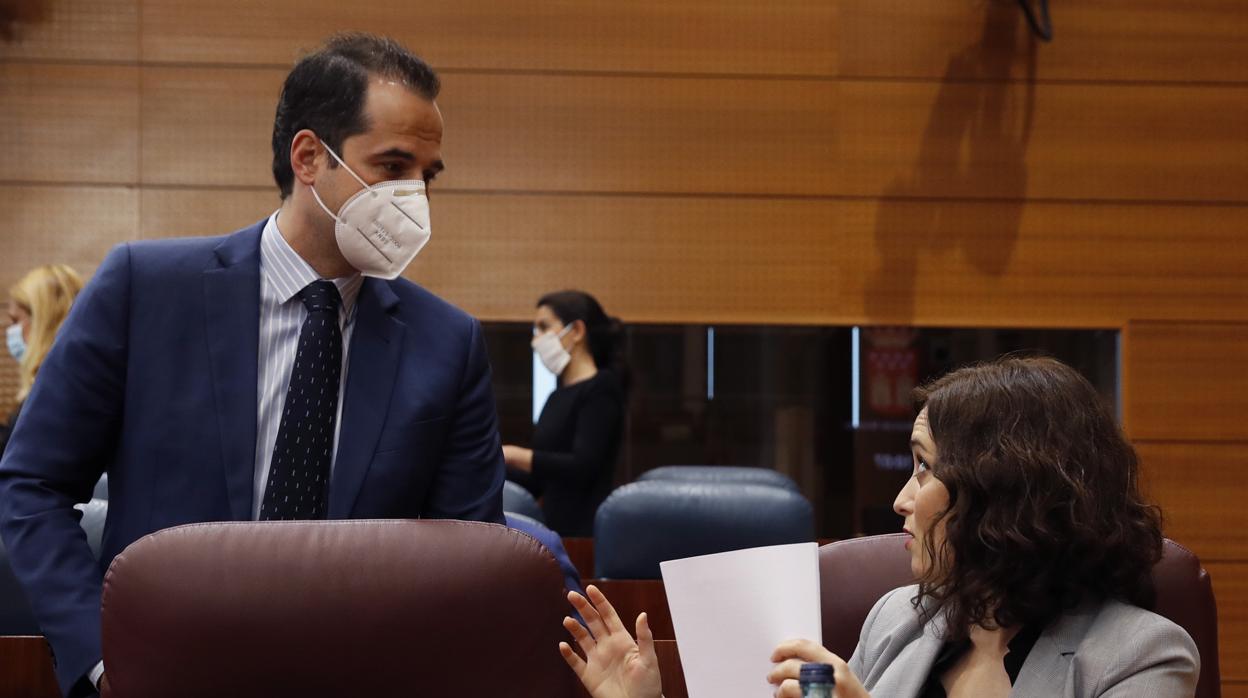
[559,585,664,698]
[768,638,870,698]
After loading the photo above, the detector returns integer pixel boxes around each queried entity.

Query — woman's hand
[559,585,663,698]
[502,444,533,472]
[768,639,869,698]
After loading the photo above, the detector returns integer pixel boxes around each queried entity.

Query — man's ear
[290,129,322,188]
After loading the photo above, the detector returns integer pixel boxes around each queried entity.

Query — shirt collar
[260,212,363,316]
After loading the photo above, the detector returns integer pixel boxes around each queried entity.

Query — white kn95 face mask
[309,140,432,280]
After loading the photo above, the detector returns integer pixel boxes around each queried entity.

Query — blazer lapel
[863,601,947,698]
[894,631,946,697]
[203,224,263,521]
[1010,606,1094,697]
[328,278,404,518]
[1010,634,1071,696]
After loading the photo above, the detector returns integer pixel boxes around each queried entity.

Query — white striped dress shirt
[253,213,363,519]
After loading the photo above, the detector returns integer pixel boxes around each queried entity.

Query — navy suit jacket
[0,221,506,694]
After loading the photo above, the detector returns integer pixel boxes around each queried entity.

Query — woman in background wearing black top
[504,291,627,537]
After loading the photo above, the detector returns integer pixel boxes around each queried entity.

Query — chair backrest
[818,533,913,659]
[0,498,109,635]
[100,520,582,698]
[817,535,1220,698]
[503,479,545,522]
[505,512,585,596]
[639,465,799,493]
[1153,540,1221,698]
[594,480,814,579]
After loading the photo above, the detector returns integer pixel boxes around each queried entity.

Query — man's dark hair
[271,33,440,199]
[913,356,1163,638]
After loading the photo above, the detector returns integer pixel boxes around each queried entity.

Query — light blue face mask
[6,324,26,363]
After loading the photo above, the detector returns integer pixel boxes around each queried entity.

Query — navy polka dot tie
[260,280,342,520]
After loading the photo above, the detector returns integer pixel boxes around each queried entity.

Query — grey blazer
[848,585,1199,698]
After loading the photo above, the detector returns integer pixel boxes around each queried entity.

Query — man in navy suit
[0,34,505,696]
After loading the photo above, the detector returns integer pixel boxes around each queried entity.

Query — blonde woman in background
[1,265,83,457]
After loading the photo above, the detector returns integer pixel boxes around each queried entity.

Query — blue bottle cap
[799,662,835,685]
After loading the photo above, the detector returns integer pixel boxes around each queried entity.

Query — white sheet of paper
[660,542,822,698]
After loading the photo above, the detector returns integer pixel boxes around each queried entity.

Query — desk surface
[0,636,60,698]
[0,633,685,697]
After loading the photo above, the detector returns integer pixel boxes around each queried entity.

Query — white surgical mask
[6,324,25,363]
[309,140,432,280]
[532,325,574,376]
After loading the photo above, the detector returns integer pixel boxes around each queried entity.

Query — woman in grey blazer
[562,357,1199,698]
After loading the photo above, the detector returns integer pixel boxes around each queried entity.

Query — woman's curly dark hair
[913,356,1163,637]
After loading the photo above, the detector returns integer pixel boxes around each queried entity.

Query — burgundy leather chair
[100,520,585,697]
[818,534,1220,698]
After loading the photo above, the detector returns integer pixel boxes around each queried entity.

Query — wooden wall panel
[137,68,1248,203]
[135,189,1248,328]
[140,188,277,240]
[139,68,279,188]
[0,185,139,283]
[1139,442,1247,562]
[1208,562,1248,682]
[835,80,1247,204]
[139,0,839,76]
[0,0,138,62]
[1125,322,1248,442]
[136,0,1248,84]
[845,201,1248,327]
[2,2,1246,693]
[422,195,1248,326]
[470,77,1248,202]
[839,0,1248,83]
[0,184,138,413]
[0,64,139,184]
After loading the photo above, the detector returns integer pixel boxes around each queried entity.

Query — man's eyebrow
[422,161,445,184]
[374,147,416,161]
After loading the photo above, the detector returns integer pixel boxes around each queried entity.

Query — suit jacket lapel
[864,601,947,697]
[1010,606,1094,696]
[329,278,404,518]
[894,631,946,697]
[1011,634,1071,696]
[203,224,263,521]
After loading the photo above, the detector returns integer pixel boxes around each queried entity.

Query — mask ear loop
[320,140,377,197]
[531,323,574,349]
[308,186,343,224]
[556,322,577,351]
[307,137,377,229]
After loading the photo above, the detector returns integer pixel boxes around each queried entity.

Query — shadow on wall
[0,0,48,40]
[866,1,1038,323]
